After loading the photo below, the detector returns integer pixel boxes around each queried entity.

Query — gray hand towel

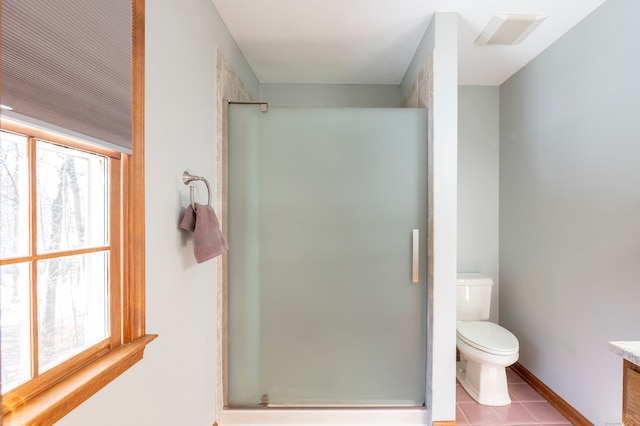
[180,203,228,263]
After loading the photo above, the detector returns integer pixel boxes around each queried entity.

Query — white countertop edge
[609,341,640,366]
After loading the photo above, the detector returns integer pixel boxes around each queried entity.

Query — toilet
[456,273,519,406]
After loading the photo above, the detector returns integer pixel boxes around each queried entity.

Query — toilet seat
[457,321,519,356]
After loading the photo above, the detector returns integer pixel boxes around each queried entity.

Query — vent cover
[476,15,546,45]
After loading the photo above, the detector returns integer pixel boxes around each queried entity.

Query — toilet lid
[457,321,519,355]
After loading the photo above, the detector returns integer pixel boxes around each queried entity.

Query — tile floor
[456,368,572,425]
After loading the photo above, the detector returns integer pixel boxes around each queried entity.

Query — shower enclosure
[227,105,428,408]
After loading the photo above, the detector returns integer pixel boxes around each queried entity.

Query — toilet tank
[456,273,493,321]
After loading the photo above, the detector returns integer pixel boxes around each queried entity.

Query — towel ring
[183,171,212,209]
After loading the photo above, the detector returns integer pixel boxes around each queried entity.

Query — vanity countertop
[609,341,640,366]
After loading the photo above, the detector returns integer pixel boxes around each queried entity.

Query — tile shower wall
[214,48,255,414]
[402,59,432,109]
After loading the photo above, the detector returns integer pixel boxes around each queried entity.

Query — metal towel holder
[183,171,212,209]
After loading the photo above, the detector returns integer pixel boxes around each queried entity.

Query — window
[0,1,150,423]
[0,120,154,425]
[1,123,121,394]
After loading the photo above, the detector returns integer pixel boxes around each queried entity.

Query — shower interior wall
[259,84,402,107]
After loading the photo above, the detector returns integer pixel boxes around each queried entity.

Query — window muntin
[0,127,120,394]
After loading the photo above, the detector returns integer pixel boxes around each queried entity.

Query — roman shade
[1,0,133,152]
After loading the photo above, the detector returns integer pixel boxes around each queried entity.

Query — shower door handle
[412,229,419,283]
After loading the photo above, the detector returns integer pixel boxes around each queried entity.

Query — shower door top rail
[226,99,268,112]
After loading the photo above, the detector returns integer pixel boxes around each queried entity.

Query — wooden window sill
[2,334,157,426]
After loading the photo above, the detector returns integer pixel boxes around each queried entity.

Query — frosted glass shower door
[228,106,427,407]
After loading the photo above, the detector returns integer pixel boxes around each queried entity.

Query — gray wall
[499,0,640,423]
[58,0,258,424]
[260,83,401,107]
[458,86,500,322]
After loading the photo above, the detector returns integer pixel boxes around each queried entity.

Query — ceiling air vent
[476,14,546,45]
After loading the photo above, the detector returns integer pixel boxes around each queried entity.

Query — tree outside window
[1,128,115,393]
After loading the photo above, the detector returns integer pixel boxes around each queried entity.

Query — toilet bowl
[456,273,519,406]
[456,320,519,406]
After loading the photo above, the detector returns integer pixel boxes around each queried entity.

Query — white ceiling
[211,0,608,86]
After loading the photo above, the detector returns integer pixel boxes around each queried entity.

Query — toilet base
[456,356,512,406]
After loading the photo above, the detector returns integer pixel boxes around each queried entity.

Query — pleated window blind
[1,0,133,152]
